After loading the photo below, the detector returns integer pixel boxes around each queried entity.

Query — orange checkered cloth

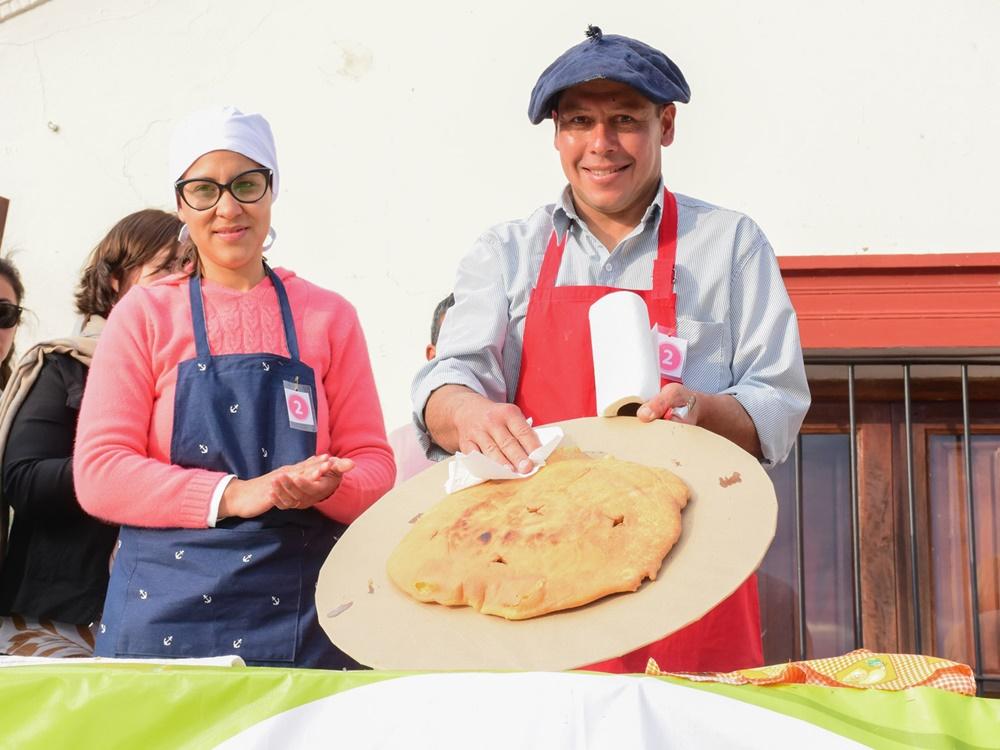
[646,649,976,696]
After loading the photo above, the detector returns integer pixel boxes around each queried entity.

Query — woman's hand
[270,454,354,511]
[217,454,355,521]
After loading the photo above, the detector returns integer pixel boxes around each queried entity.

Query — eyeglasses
[175,168,272,211]
[0,301,22,329]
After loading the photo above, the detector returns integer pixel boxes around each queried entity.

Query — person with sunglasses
[0,210,185,656]
[73,107,395,668]
[0,257,25,393]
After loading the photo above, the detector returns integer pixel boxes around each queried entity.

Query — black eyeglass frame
[0,301,23,329]
[174,168,273,211]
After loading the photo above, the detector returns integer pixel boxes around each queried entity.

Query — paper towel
[444,425,564,494]
[589,292,661,417]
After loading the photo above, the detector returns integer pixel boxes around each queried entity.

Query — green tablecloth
[0,663,997,749]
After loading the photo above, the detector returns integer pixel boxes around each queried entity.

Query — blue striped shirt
[412,182,810,467]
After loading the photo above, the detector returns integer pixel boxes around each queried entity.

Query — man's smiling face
[554,79,675,226]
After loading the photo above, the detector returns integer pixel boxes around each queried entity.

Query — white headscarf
[169,106,280,202]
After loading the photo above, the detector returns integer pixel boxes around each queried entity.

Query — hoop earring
[178,225,190,243]
[262,227,277,251]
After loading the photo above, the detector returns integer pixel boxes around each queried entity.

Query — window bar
[961,365,984,694]
[903,365,922,654]
[848,365,863,648]
[794,433,807,661]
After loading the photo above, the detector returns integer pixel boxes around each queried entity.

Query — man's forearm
[424,384,484,454]
[698,392,763,459]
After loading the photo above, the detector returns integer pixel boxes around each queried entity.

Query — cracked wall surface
[1,0,999,427]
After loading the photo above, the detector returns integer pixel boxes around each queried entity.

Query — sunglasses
[0,301,21,329]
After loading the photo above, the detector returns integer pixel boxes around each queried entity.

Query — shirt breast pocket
[676,318,728,394]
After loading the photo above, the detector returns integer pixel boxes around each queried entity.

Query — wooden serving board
[317,417,777,671]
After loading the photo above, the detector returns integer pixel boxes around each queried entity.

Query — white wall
[1,0,998,428]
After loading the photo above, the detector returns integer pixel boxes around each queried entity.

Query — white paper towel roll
[589,291,660,417]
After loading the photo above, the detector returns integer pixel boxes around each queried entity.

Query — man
[388,294,455,485]
[411,27,809,673]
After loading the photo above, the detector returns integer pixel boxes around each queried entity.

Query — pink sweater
[74,267,395,529]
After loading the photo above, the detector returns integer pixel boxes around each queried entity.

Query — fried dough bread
[387,447,690,619]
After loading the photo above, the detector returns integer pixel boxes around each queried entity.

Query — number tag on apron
[283,381,317,432]
[654,325,687,383]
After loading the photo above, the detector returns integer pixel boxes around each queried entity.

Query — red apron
[513,189,763,674]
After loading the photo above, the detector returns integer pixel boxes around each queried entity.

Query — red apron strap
[540,189,675,292]
[652,189,678,292]
[535,229,567,290]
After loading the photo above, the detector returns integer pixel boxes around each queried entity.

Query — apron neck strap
[652,188,678,291]
[187,262,301,362]
[266,264,301,361]
[188,272,211,361]
[536,227,568,289]
[538,188,679,291]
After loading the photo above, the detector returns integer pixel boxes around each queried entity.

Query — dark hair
[0,256,25,389]
[554,92,669,118]
[430,293,455,346]
[75,209,190,320]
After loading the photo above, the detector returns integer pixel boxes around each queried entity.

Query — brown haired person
[0,209,185,656]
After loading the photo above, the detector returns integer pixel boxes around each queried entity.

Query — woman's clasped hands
[218,455,355,520]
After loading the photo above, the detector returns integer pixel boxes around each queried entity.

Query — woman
[74,107,395,668]
[0,211,184,657]
[0,257,25,393]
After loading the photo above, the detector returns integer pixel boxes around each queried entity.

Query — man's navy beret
[528,26,691,124]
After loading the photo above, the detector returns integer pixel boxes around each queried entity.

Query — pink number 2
[288,394,307,419]
[660,341,680,370]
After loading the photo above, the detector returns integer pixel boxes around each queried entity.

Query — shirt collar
[551,178,666,242]
[643,179,666,224]
[550,185,577,241]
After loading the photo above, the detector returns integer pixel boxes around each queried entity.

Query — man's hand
[637,382,700,424]
[637,383,764,459]
[218,454,355,520]
[425,385,541,473]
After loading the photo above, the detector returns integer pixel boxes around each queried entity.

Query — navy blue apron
[95,265,359,669]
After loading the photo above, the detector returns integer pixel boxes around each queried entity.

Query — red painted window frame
[779,253,1000,350]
